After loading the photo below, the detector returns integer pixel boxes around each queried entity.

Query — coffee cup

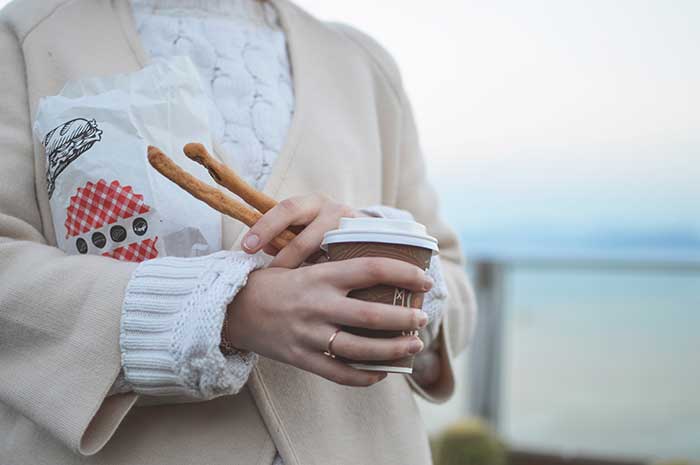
[321,217,439,373]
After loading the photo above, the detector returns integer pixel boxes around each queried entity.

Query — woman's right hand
[226,257,433,387]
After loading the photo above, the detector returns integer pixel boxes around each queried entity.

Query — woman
[0,0,476,463]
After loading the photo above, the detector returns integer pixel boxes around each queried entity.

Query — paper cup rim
[349,363,413,374]
[321,229,439,253]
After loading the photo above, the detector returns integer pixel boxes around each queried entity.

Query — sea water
[417,259,700,460]
[501,265,700,461]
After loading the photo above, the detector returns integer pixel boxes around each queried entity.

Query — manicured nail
[423,276,434,292]
[417,311,428,328]
[243,234,259,251]
[409,337,424,354]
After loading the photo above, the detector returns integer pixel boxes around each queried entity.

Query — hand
[225,257,433,387]
[241,193,362,268]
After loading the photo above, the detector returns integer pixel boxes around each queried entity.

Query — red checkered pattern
[65,179,150,238]
[103,237,159,262]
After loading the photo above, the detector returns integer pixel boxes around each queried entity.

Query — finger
[298,350,388,387]
[262,244,279,256]
[320,257,433,293]
[242,195,322,253]
[314,328,424,361]
[270,214,338,268]
[329,298,429,331]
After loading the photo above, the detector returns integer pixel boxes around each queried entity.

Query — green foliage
[432,418,508,465]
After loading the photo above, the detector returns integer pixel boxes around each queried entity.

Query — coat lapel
[248,3,431,465]
[25,0,146,245]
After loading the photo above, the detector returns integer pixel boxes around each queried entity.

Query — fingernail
[423,276,434,292]
[243,234,259,251]
[409,338,424,354]
[417,311,428,328]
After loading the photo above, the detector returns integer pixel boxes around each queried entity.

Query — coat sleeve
[332,22,478,403]
[393,90,477,403]
[0,19,138,455]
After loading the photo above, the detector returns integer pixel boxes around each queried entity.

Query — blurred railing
[467,254,700,465]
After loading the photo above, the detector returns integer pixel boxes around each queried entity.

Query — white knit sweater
[116,2,447,464]
[132,0,294,190]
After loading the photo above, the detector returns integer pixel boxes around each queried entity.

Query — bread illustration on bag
[44,118,103,198]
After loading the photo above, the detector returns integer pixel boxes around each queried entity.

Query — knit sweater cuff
[120,251,266,399]
[360,205,448,349]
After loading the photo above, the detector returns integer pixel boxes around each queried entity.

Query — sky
[2,0,698,252]
[294,1,700,253]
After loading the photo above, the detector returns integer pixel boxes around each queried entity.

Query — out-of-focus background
[293,1,699,464]
[1,0,697,463]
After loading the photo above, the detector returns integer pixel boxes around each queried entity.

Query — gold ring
[323,328,341,359]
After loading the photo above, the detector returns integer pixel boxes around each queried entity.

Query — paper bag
[33,56,221,261]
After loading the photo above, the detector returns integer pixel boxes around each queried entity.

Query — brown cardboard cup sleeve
[322,217,438,373]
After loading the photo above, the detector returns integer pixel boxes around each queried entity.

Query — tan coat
[0,0,477,463]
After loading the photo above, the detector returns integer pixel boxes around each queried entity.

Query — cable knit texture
[120,251,266,398]
[131,0,294,190]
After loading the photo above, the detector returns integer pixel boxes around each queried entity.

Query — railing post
[469,260,506,428]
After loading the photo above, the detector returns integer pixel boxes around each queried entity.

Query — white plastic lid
[321,217,439,253]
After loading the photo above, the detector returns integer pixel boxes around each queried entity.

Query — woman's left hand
[241,193,441,385]
[241,193,361,268]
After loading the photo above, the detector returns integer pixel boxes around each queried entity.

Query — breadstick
[184,142,304,235]
[147,146,296,251]
[183,143,278,213]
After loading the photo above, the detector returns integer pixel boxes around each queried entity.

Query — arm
[333,23,477,402]
[115,251,266,400]
[394,95,477,402]
[1,19,266,452]
[0,21,138,455]
[237,192,464,397]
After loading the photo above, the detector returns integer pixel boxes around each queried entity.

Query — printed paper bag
[33,56,221,261]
